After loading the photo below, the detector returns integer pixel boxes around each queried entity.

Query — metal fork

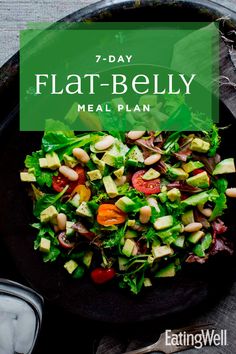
[124,323,216,354]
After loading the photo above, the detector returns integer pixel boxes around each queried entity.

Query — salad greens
[20,123,236,294]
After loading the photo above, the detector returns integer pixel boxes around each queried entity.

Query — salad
[20,124,236,294]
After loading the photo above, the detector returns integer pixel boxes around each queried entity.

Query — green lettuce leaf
[25,151,54,187]
[209,193,227,221]
[34,186,68,217]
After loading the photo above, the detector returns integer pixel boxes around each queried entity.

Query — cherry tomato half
[91,268,116,284]
[58,232,75,249]
[132,170,161,195]
[52,166,86,194]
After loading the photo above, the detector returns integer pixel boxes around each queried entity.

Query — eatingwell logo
[165,329,227,349]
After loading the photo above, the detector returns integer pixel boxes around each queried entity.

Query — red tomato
[91,268,116,284]
[192,169,205,176]
[132,170,161,195]
[52,166,86,194]
[58,232,75,249]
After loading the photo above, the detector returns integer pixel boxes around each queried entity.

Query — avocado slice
[20,172,36,182]
[167,166,189,181]
[66,221,75,236]
[115,196,135,212]
[142,168,160,180]
[102,152,124,168]
[157,224,182,240]
[64,260,78,274]
[127,219,136,227]
[39,237,51,253]
[87,169,102,181]
[190,138,210,153]
[113,166,124,178]
[174,235,185,248]
[76,202,93,218]
[186,171,210,189]
[126,145,144,166]
[39,158,48,169]
[103,176,118,198]
[143,278,152,287]
[182,161,204,173]
[152,245,174,259]
[63,154,78,168]
[69,193,81,208]
[213,158,236,175]
[154,215,174,230]
[118,257,128,271]
[122,239,136,257]
[125,229,138,238]
[181,191,209,207]
[181,210,194,225]
[167,188,181,202]
[40,205,58,224]
[188,230,205,244]
[155,263,176,277]
[83,251,93,268]
[90,154,106,174]
[46,152,61,170]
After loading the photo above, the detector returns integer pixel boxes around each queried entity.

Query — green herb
[214,178,228,194]
[103,226,126,248]
[163,132,181,154]
[117,183,130,195]
[209,193,227,221]
[59,202,77,221]
[193,233,212,257]
[34,186,68,217]
[42,122,98,157]
[43,246,60,262]
[208,125,220,157]
[89,192,109,204]
[164,200,183,218]
[119,265,146,294]
[25,151,53,187]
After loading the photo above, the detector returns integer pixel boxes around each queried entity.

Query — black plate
[0,0,236,324]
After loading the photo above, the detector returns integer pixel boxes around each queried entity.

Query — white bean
[144,153,161,165]
[95,135,115,150]
[57,213,67,231]
[184,222,202,233]
[197,204,212,217]
[127,131,146,140]
[114,176,127,186]
[139,206,152,224]
[59,165,78,181]
[73,148,90,163]
[226,188,236,198]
